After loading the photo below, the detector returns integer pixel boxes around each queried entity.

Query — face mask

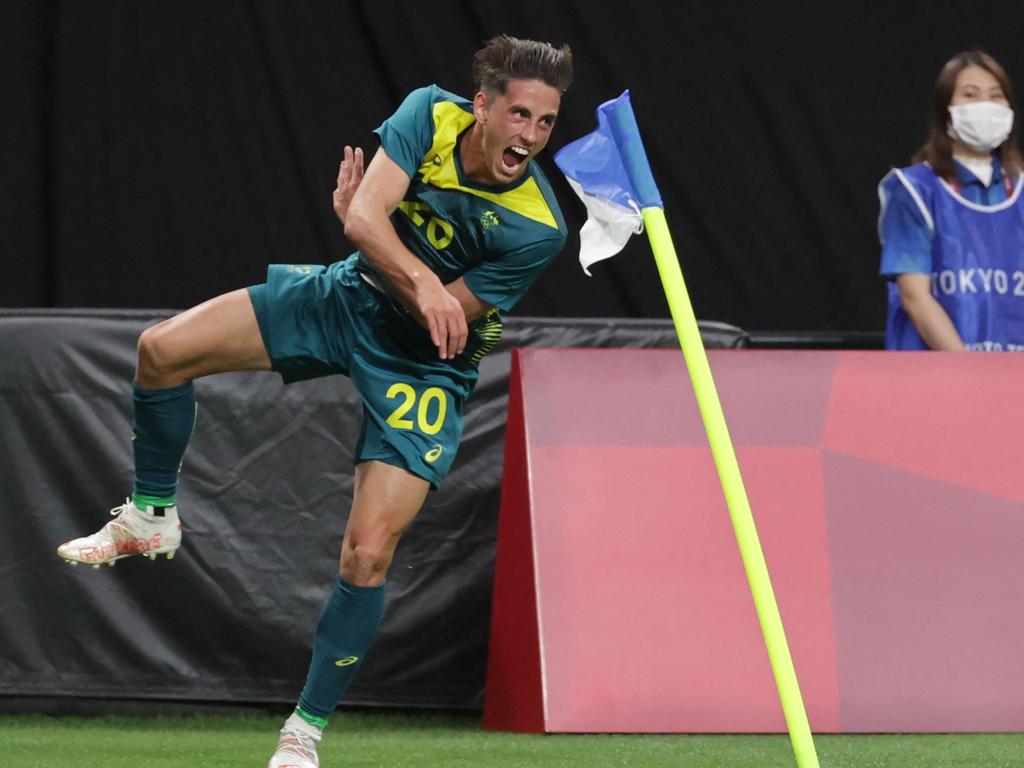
[947,101,1015,153]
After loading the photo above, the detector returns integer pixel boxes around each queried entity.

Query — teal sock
[296,576,386,719]
[132,382,197,503]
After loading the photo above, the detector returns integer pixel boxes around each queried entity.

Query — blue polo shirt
[877,157,1024,350]
[880,157,1009,278]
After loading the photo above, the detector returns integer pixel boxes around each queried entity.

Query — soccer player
[55,35,572,767]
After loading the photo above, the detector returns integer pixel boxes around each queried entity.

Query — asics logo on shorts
[424,444,444,463]
[334,656,359,667]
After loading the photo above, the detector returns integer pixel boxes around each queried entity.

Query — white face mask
[947,101,1015,153]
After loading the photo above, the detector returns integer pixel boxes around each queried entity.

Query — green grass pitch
[3,710,1023,767]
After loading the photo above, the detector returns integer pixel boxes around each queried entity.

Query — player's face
[473,79,561,184]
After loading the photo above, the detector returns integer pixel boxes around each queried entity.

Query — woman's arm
[896,273,967,350]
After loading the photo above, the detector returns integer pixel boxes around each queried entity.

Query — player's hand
[333,145,364,225]
[416,280,468,360]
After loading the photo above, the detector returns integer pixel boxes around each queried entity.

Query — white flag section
[565,177,644,276]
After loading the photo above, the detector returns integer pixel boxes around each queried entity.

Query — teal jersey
[367,85,567,312]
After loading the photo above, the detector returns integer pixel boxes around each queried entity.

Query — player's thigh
[348,460,429,543]
[137,288,270,385]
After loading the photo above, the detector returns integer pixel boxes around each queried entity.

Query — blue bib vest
[880,163,1024,350]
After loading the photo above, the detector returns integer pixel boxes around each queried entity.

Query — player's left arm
[332,144,365,225]
[444,277,492,324]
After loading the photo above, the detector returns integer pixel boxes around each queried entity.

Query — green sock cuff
[295,707,329,730]
[133,492,176,509]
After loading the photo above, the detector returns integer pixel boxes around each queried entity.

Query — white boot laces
[278,724,320,764]
[103,499,137,540]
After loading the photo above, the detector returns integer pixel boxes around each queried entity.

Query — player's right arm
[343,147,468,360]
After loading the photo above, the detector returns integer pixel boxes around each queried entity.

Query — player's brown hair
[913,50,1022,182]
[472,35,573,98]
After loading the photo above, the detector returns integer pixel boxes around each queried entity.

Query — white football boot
[267,713,322,768]
[57,499,182,569]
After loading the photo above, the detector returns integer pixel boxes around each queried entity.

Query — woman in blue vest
[879,51,1024,351]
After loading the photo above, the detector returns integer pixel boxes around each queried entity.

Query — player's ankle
[131,493,176,512]
[292,707,328,732]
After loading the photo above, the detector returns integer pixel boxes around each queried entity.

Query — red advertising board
[484,350,1024,733]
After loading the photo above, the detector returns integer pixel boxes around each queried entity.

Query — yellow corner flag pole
[644,206,820,768]
[556,91,821,766]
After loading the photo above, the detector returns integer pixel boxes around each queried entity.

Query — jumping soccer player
[55,35,572,767]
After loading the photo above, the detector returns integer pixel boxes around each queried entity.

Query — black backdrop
[5,0,1024,331]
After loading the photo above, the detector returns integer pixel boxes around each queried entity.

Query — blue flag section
[554,91,664,274]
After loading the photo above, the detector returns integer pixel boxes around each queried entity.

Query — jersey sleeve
[373,86,438,179]
[462,234,565,311]
[879,178,934,278]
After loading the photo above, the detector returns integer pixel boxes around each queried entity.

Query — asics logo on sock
[334,656,359,667]
[424,444,444,463]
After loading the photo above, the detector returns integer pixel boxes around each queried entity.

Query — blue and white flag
[554,90,663,275]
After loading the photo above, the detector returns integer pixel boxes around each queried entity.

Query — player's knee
[136,323,184,384]
[341,542,392,587]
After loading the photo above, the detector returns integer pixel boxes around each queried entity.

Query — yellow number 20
[385,383,447,435]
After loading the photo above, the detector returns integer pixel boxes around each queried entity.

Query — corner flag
[555,92,822,768]
[554,91,661,274]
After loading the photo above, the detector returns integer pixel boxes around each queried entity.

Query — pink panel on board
[522,348,837,447]
[824,452,1024,732]
[823,352,1024,502]
[527,444,838,733]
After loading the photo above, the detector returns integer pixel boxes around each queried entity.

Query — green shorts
[248,255,491,488]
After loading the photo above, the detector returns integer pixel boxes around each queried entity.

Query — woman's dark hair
[913,50,1022,182]
[472,35,573,98]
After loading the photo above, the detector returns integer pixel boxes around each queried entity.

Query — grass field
[3,710,1024,768]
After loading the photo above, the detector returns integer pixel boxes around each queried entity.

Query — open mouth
[500,145,529,174]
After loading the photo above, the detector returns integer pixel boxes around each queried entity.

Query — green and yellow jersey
[365,84,567,312]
